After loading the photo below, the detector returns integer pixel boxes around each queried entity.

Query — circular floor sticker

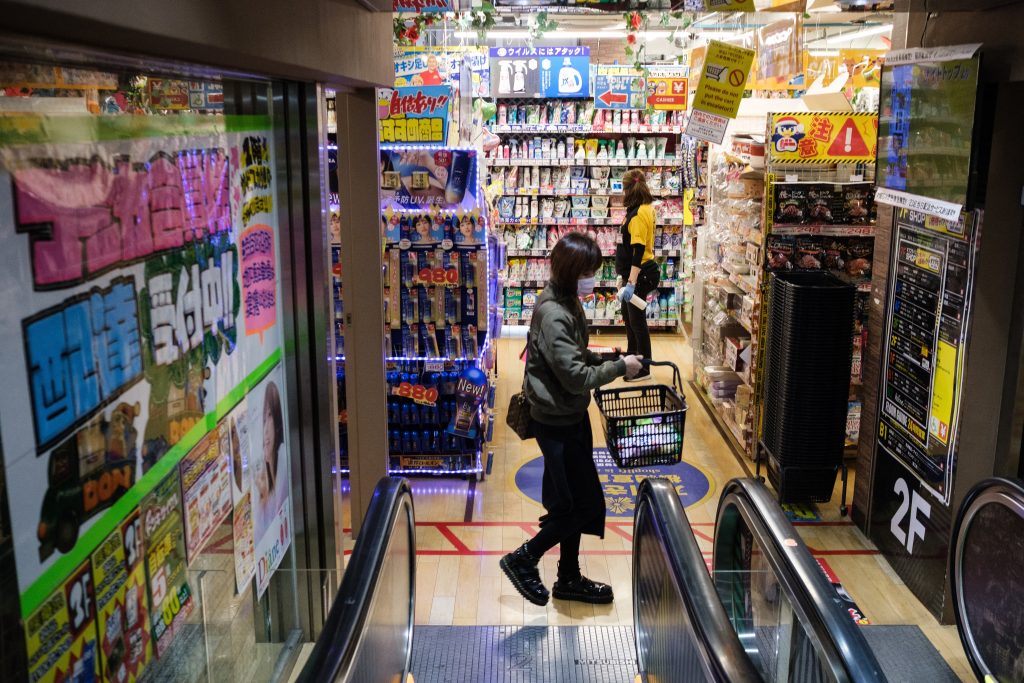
[514,448,714,517]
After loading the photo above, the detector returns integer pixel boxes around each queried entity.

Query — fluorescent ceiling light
[452,29,674,40]
[807,23,891,46]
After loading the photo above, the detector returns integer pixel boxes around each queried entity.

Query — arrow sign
[598,90,628,106]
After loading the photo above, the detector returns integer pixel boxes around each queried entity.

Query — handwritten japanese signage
[377,85,451,146]
[0,109,291,673]
[767,112,878,164]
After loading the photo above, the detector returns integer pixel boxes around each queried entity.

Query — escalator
[297,475,950,682]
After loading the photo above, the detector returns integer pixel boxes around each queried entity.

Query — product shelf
[497,216,687,226]
[492,124,687,135]
[489,158,680,168]
[498,188,680,197]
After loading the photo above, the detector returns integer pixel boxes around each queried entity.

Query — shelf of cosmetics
[331,245,345,357]
[506,254,685,288]
[487,134,678,164]
[497,194,693,226]
[383,212,486,248]
[487,99,686,132]
[503,288,681,328]
[384,360,493,458]
[501,223,691,256]
[494,163,681,196]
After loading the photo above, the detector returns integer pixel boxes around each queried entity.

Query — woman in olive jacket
[501,233,643,606]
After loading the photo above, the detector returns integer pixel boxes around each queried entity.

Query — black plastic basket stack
[760,272,854,504]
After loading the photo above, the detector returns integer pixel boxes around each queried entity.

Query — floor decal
[513,448,714,518]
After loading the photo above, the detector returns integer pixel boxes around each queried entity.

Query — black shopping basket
[595,360,688,469]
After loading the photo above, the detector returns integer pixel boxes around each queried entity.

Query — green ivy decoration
[394,13,443,47]
[456,3,497,43]
[527,11,560,46]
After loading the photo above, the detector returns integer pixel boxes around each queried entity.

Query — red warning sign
[827,118,871,158]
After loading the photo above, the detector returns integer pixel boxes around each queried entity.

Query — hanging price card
[392,382,440,406]
[417,265,460,286]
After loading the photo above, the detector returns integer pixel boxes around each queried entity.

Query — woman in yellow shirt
[615,169,660,381]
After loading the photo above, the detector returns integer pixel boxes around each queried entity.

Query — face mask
[577,276,596,297]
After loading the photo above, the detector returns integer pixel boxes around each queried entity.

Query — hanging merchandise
[489,46,591,99]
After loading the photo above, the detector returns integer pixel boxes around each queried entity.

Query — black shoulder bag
[506,342,533,440]
[615,206,640,279]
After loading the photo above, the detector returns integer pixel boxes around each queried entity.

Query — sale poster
[227,401,256,592]
[379,147,480,213]
[251,365,292,599]
[0,108,292,679]
[24,560,101,683]
[394,47,490,98]
[141,469,193,658]
[91,514,153,683]
[377,85,451,146]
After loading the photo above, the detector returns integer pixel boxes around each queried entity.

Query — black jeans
[624,262,660,364]
[525,417,605,579]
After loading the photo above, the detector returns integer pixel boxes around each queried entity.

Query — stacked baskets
[761,272,855,503]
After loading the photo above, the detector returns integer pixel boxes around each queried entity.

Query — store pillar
[336,89,389,534]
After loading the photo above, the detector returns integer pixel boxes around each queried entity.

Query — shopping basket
[595,360,688,469]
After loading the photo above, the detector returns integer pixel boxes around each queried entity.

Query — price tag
[392,381,440,406]
[417,266,460,287]
[424,360,445,372]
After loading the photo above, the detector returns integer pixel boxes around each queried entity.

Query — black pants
[526,417,605,579]
[624,262,660,364]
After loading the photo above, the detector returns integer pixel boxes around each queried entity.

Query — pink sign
[240,224,276,340]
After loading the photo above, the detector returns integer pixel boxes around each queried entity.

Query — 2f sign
[890,478,931,553]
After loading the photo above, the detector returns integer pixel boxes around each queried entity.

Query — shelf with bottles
[486,98,686,132]
[504,286,681,331]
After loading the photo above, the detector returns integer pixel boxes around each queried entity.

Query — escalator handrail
[634,477,762,682]
[950,476,1024,681]
[715,478,886,683]
[296,477,416,683]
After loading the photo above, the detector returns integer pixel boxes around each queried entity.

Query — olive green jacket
[524,285,627,425]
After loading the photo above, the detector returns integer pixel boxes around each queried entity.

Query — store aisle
[379,334,971,679]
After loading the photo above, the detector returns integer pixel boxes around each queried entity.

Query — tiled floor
[341,333,973,681]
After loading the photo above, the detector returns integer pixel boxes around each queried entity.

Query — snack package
[806,184,835,224]
[766,236,795,271]
[845,238,873,277]
[773,183,807,225]
[842,182,874,225]
[823,240,845,271]
[796,237,824,270]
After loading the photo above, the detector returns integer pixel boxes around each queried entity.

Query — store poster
[394,47,490,97]
[753,16,802,90]
[178,425,232,563]
[594,65,646,110]
[251,365,291,599]
[392,0,452,11]
[380,147,479,213]
[141,469,192,658]
[702,0,755,9]
[767,112,878,164]
[227,401,256,592]
[377,85,451,146]
[24,559,101,682]
[91,511,153,683]
[876,209,977,504]
[647,67,688,111]
[146,79,190,110]
[686,40,755,144]
[0,111,292,656]
[489,46,590,99]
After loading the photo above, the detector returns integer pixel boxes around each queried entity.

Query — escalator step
[411,625,637,683]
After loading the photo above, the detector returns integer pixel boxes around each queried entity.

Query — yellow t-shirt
[627,204,656,264]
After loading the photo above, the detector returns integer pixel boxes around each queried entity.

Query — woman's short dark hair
[550,232,602,292]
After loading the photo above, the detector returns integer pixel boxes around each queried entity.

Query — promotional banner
[767,112,878,164]
[489,46,590,99]
[686,41,755,143]
[393,0,452,11]
[447,366,487,439]
[380,147,480,212]
[394,47,490,97]
[377,85,451,146]
[24,559,101,683]
[0,109,293,670]
[252,365,291,598]
[804,50,886,89]
[227,401,256,592]
[754,16,802,90]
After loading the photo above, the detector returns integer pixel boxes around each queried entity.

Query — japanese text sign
[594,65,646,110]
[767,112,878,164]
[393,0,452,11]
[377,85,451,146]
[647,67,689,111]
[687,40,754,143]
[489,47,590,99]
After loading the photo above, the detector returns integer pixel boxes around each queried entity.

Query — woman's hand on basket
[623,355,643,379]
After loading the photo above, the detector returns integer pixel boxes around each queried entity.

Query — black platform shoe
[500,544,549,606]
[552,573,614,604]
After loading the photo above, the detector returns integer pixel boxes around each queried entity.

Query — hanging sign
[767,112,877,164]
[376,85,451,146]
[394,47,490,97]
[489,46,591,99]
[594,65,646,110]
[703,0,756,9]
[392,0,453,11]
[647,67,689,111]
[686,40,754,144]
[380,147,479,212]
[146,79,190,110]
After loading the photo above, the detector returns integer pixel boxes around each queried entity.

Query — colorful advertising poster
[754,16,802,90]
[178,425,232,563]
[702,0,755,9]
[227,401,256,592]
[686,40,755,144]
[380,147,479,213]
[187,81,224,111]
[377,85,451,146]
[145,79,190,110]
[489,46,590,99]
[393,0,452,11]
[141,469,192,657]
[91,511,153,683]
[0,109,290,670]
[594,65,646,110]
[24,560,101,682]
[767,112,878,164]
[252,365,291,598]
[394,47,490,98]
[647,67,688,111]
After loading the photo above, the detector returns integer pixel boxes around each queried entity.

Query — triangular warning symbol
[828,118,871,157]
